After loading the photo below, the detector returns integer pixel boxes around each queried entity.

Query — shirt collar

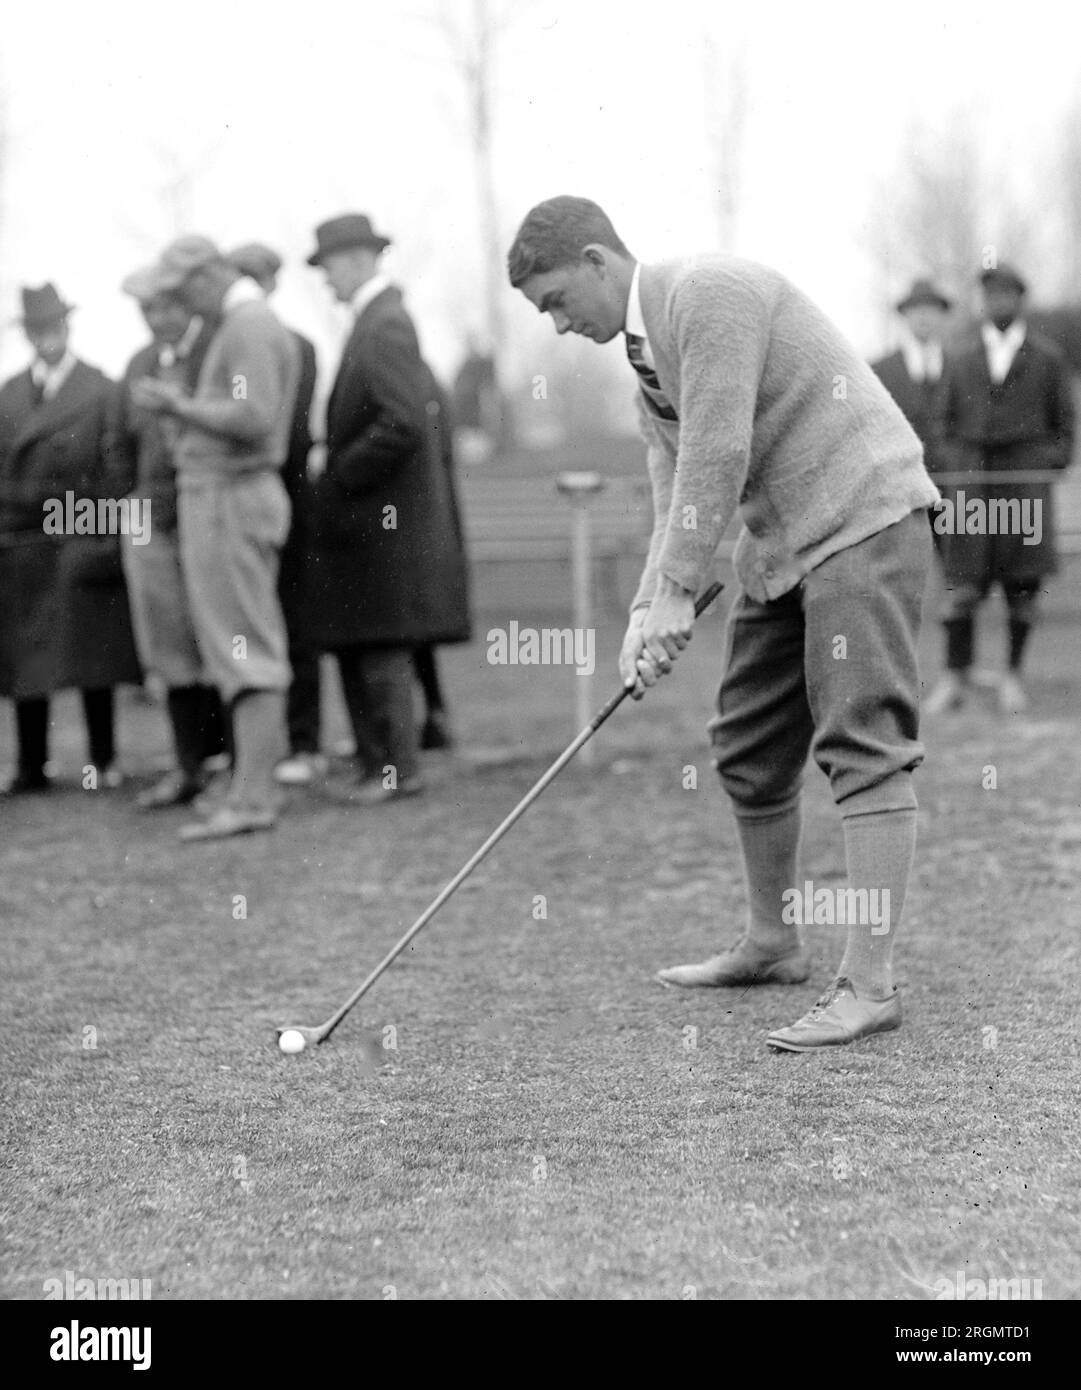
[351,274,391,319]
[31,350,78,396]
[899,330,943,383]
[222,276,265,314]
[982,319,1026,350]
[624,261,647,340]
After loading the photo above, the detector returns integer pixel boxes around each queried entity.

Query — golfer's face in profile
[521,261,621,343]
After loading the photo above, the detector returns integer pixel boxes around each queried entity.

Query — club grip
[693,580,725,616]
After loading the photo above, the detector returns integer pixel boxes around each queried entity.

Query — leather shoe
[766,976,901,1052]
[348,775,424,806]
[1,772,52,795]
[137,770,204,810]
[657,938,810,988]
[179,803,277,841]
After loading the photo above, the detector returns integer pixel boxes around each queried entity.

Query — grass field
[2,575,1079,1301]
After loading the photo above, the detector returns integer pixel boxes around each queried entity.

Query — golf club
[275,579,725,1047]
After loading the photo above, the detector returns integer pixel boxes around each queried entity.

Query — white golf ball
[279,1030,306,1055]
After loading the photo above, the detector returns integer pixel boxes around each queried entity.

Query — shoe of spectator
[923,672,968,714]
[348,775,424,806]
[179,803,277,841]
[420,712,454,750]
[274,752,329,786]
[998,673,1029,715]
[202,752,232,775]
[192,769,233,817]
[137,770,205,810]
[1,772,52,796]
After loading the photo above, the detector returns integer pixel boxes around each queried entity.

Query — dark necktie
[30,376,46,407]
[625,333,677,421]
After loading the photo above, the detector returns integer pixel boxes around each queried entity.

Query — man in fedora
[113,262,228,808]
[131,236,300,839]
[872,278,952,474]
[0,284,140,793]
[227,242,323,788]
[305,213,470,805]
[925,262,1075,716]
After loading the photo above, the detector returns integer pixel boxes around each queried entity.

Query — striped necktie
[625,333,677,420]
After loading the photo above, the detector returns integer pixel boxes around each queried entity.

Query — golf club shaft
[319,579,724,1039]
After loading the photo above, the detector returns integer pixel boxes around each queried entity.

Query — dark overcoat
[0,361,141,697]
[308,287,471,648]
[936,331,1075,582]
[870,350,947,468]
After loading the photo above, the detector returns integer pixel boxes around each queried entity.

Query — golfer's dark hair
[507,196,630,287]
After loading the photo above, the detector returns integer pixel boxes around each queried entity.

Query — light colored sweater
[632,254,940,609]
[175,299,299,480]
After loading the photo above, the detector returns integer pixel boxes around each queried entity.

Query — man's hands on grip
[618,578,696,699]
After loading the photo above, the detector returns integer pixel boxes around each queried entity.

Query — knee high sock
[837,808,917,999]
[734,803,802,954]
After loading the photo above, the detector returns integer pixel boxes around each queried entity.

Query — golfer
[507,197,940,1051]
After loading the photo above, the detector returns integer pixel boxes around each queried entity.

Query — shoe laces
[805,977,853,1018]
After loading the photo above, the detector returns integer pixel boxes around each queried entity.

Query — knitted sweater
[175,299,299,481]
[632,255,941,608]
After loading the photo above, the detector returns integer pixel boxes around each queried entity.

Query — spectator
[114,264,228,807]
[305,213,470,805]
[0,284,140,794]
[926,263,1075,715]
[871,278,951,475]
[132,237,300,840]
[227,242,324,786]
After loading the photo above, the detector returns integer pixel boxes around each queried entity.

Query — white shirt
[624,261,656,367]
[222,275,264,315]
[900,332,943,384]
[31,350,77,401]
[350,273,391,320]
[981,320,1026,385]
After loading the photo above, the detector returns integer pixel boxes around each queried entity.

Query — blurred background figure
[113,264,228,807]
[0,284,140,794]
[305,213,471,805]
[227,242,324,787]
[451,333,499,466]
[871,278,952,478]
[132,236,300,840]
[926,263,1076,716]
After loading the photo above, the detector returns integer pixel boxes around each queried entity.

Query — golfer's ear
[582,245,607,272]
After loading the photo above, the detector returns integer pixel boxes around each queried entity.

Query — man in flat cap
[132,236,300,839]
[305,213,470,805]
[0,284,140,793]
[872,278,952,475]
[227,242,323,787]
[113,263,227,807]
[926,262,1075,715]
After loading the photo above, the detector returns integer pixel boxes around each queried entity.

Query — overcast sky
[2,0,1079,390]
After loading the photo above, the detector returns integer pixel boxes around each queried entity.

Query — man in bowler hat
[305,213,471,804]
[872,278,952,473]
[0,284,140,793]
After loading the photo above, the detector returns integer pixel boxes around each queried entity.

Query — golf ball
[279,1029,306,1055]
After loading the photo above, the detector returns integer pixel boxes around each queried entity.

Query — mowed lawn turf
[2,591,1079,1301]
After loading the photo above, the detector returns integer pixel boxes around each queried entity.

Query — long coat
[0,361,141,698]
[937,330,1075,582]
[308,287,471,648]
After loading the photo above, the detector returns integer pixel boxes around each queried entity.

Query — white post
[556,471,605,764]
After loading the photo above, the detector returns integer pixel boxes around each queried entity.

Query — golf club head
[275,1024,330,1046]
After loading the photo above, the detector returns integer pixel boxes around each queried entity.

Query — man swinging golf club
[507,196,940,1051]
